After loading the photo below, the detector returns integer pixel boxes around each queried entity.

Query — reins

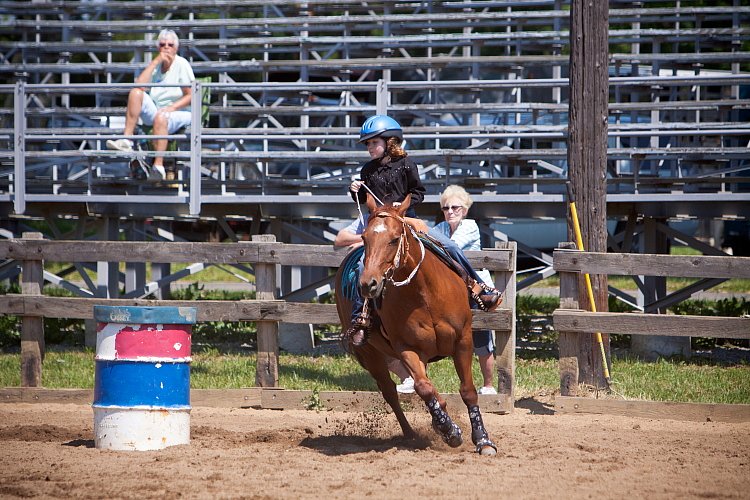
[374,211,425,287]
[355,182,384,223]
[352,182,424,287]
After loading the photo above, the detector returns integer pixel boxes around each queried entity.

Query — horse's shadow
[299,434,431,456]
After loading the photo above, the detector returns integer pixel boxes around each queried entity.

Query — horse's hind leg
[356,346,415,439]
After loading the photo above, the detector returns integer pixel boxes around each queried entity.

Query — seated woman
[335,115,501,347]
[429,184,499,395]
[106,29,195,179]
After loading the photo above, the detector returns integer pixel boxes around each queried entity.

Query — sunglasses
[441,205,464,212]
[159,42,176,48]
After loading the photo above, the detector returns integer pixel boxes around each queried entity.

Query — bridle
[371,211,425,287]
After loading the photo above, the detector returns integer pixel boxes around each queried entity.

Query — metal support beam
[125,220,146,294]
[189,78,202,216]
[376,78,387,115]
[96,217,120,299]
[14,80,26,215]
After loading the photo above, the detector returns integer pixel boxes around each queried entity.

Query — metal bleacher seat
[132,76,212,180]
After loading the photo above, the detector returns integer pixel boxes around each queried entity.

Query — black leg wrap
[469,405,497,454]
[427,397,463,448]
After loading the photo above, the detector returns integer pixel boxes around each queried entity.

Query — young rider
[340,115,502,347]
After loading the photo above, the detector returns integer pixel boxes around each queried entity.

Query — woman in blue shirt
[429,185,498,395]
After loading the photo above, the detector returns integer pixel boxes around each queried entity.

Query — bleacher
[1,0,749,220]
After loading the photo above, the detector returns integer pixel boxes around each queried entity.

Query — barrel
[93,306,197,451]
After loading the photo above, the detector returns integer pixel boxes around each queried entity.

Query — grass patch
[44,262,255,285]
[610,356,750,405]
[0,349,747,405]
[0,348,96,388]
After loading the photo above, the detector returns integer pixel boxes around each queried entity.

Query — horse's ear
[397,194,411,216]
[365,192,378,214]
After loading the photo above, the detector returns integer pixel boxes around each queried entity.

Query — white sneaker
[477,386,498,395]
[396,376,415,394]
[151,164,167,179]
[106,138,134,152]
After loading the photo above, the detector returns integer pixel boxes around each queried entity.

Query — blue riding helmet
[359,115,403,143]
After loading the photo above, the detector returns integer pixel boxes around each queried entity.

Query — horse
[334,195,497,455]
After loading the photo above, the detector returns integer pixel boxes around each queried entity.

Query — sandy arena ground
[0,399,747,499]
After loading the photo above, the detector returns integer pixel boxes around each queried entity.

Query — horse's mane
[369,203,401,219]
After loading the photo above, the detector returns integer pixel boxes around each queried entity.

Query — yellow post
[567,186,611,384]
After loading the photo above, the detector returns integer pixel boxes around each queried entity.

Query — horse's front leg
[468,405,497,455]
[452,329,498,456]
[401,351,463,448]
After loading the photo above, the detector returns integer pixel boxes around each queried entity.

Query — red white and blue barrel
[93,306,197,451]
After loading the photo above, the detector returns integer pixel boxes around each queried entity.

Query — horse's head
[359,195,412,300]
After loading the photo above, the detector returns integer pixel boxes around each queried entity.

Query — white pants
[140,93,192,134]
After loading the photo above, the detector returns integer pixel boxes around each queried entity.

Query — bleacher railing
[3,73,750,216]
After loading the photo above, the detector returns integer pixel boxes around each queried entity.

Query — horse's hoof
[475,438,497,455]
[479,445,497,456]
[444,424,463,448]
[446,433,463,448]
[433,421,463,448]
[403,430,417,440]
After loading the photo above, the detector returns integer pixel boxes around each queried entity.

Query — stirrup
[345,314,370,346]
[345,323,369,346]
[470,282,502,312]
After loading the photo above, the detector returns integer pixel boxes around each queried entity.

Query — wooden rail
[553,247,750,398]
[553,250,750,279]
[0,233,517,411]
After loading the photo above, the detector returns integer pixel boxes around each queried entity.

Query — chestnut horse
[334,195,497,455]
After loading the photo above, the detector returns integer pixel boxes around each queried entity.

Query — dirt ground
[0,400,747,499]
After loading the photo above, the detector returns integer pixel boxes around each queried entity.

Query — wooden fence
[553,246,750,421]
[0,233,517,412]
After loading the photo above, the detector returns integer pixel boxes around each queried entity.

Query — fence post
[557,242,580,396]
[20,232,44,387]
[494,241,516,409]
[253,234,279,387]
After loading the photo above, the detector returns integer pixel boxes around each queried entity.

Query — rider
[341,115,502,347]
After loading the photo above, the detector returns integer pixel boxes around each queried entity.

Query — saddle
[416,232,467,279]
[416,232,502,312]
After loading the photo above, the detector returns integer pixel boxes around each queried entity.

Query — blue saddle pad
[416,233,462,275]
[339,246,365,301]
[416,233,447,258]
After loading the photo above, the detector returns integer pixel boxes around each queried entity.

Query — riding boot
[448,263,502,312]
[345,300,371,347]
[445,261,501,312]
[345,314,370,347]
[469,280,503,312]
